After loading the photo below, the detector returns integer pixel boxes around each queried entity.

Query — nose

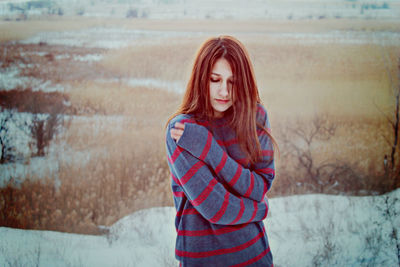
[219,81,229,98]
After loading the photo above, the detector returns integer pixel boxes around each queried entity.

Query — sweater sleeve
[166,120,269,225]
[176,106,274,203]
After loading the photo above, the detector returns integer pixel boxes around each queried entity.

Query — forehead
[211,58,233,77]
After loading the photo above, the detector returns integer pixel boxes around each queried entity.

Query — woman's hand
[170,122,185,142]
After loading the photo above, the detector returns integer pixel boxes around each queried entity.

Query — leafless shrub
[376,50,400,191]
[357,194,400,266]
[30,104,69,157]
[297,215,314,242]
[382,195,400,265]
[0,109,18,163]
[126,8,138,18]
[280,114,359,194]
[0,108,31,163]
[312,220,339,267]
[0,89,71,159]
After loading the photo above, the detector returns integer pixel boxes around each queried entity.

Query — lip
[215,99,230,104]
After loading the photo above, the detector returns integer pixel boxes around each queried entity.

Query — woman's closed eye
[210,78,234,85]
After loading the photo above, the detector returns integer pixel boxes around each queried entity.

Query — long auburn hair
[167,35,277,165]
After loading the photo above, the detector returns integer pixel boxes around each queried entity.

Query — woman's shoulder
[256,103,269,126]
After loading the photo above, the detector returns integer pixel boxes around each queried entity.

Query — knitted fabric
[165,103,275,266]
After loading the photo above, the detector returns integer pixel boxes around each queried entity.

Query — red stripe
[180,119,195,124]
[231,246,271,267]
[230,199,245,225]
[262,179,268,196]
[244,173,254,198]
[257,129,267,136]
[262,199,269,220]
[215,152,227,175]
[246,201,258,223]
[191,179,218,206]
[180,161,205,185]
[178,223,247,236]
[228,165,242,187]
[171,173,181,186]
[176,208,200,217]
[210,191,230,223]
[180,119,209,127]
[257,168,275,175]
[168,146,183,164]
[199,131,212,161]
[173,191,184,197]
[216,138,237,147]
[236,158,248,166]
[262,150,274,157]
[257,105,266,117]
[257,127,271,135]
[175,227,265,258]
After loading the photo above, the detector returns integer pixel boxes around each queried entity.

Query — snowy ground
[1,189,399,267]
[18,27,400,50]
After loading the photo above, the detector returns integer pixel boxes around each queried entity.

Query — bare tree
[30,109,66,157]
[281,114,357,193]
[0,108,30,163]
[0,109,16,163]
[378,48,400,190]
[28,90,70,157]
[383,194,400,265]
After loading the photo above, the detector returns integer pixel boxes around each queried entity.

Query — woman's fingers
[170,122,185,142]
[170,127,184,142]
[174,122,185,130]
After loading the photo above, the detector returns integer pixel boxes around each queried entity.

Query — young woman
[165,35,276,266]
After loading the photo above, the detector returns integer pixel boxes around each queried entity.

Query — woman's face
[209,57,233,118]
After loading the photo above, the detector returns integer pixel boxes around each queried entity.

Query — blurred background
[0,0,399,266]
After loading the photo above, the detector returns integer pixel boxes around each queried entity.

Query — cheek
[209,84,218,98]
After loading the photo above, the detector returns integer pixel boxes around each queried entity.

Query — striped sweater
[165,103,275,266]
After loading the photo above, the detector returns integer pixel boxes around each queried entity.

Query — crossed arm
[170,113,275,203]
[166,121,269,225]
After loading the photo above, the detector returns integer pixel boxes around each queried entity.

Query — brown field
[0,17,399,234]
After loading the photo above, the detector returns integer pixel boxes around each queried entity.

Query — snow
[72,54,104,62]
[1,190,399,266]
[0,67,68,92]
[19,28,205,49]
[266,30,400,46]
[97,77,185,94]
[17,26,400,51]
[0,207,177,266]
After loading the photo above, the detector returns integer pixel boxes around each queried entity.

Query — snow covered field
[19,27,400,50]
[1,189,399,267]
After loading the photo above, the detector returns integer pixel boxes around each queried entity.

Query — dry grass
[100,40,199,82]
[67,80,179,116]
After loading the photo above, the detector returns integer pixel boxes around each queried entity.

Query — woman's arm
[174,107,274,203]
[166,120,269,225]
